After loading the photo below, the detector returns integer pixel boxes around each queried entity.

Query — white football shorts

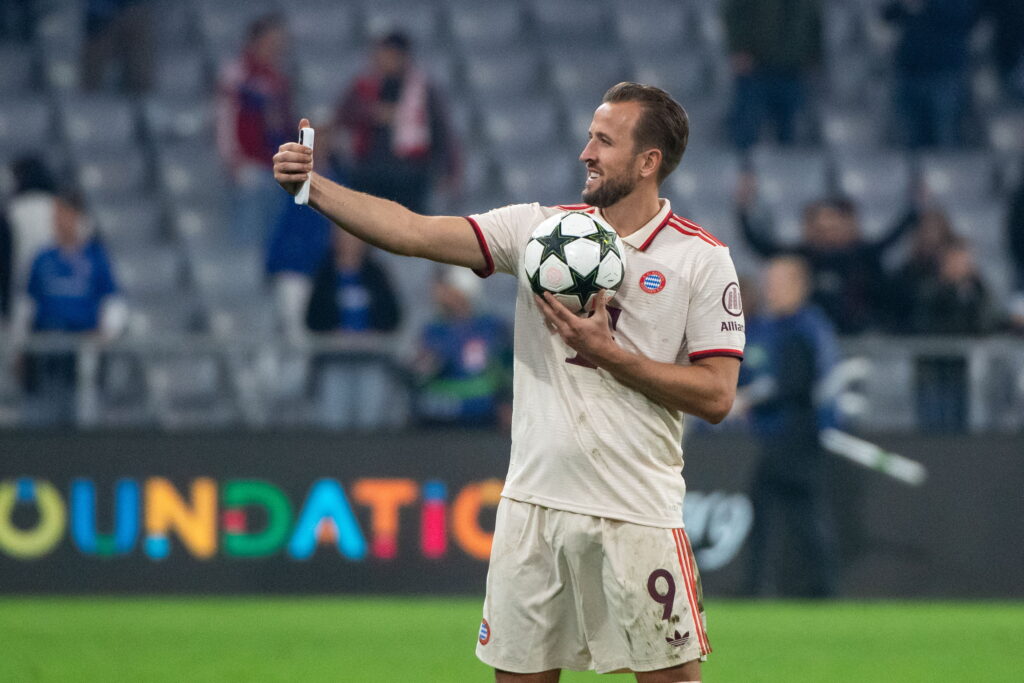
[476,497,710,674]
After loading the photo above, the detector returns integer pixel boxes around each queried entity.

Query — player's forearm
[594,346,736,423]
[306,174,486,269]
[308,173,423,257]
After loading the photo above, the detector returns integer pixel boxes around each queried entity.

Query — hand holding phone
[294,126,315,205]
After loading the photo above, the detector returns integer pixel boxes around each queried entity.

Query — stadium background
[1,0,1022,681]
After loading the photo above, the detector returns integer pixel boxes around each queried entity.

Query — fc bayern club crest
[479,619,491,645]
[639,270,666,294]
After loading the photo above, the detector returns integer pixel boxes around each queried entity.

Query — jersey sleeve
[466,204,540,277]
[682,246,745,362]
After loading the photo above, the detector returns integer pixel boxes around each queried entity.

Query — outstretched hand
[534,290,618,367]
[272,118,314,196]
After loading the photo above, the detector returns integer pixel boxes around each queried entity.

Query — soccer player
[273,82,744,683]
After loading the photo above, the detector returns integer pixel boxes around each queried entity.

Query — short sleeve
[683,247,745,362]
[466,204,542,277]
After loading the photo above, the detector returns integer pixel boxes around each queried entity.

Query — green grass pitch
[1,597,1021,681]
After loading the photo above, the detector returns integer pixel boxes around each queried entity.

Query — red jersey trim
[464,216,495,278]
[555,203,594,212]
[638,211,675,251]
[688,349,744,361]
[673,214,726,246]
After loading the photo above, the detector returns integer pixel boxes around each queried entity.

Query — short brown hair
[602,82,689,183]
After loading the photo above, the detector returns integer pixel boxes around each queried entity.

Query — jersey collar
[599,199,673,252]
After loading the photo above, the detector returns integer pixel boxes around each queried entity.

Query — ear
[638,148,662,180]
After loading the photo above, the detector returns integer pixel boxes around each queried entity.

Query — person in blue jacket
[737,254,841,597]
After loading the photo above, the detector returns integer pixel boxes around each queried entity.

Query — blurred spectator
[723,0,822,149]
[7,191,126,424]
[6,157,58,299]
[885,208,958,332]
[882,0,979,148]
[411,267,512,429]
[736,255,840,598]
[1008,175,1024,331]
[737,178,916,334]
[265,199,332,343]
[306,230,400,334]
[307,230,401,430]
[911,237,998,334]
[978,0,1024,100]
[216,13,294,245]
[82,0,153,93]
[333,31,461,214]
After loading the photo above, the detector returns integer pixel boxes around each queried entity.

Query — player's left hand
[535,290,617,367]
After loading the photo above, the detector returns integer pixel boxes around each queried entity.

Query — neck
[599,185,662,238]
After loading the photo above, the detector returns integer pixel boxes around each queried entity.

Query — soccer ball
[523,211,626,312]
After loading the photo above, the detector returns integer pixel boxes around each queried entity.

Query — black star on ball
[569,263,603,310]
[585,227,618,261]
[535,223,575,263]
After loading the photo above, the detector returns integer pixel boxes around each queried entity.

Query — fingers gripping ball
[523,211,625,312]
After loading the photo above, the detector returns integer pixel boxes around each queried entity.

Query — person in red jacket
[216,12,294,245]
[333,31,461,214]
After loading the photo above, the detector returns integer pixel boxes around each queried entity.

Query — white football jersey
[467,199,745,527]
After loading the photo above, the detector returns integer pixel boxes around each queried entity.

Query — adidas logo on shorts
[666,630,690,648]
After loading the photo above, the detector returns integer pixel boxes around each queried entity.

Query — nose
[580,138,597,164]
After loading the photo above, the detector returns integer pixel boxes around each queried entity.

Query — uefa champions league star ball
[523,211,626,312]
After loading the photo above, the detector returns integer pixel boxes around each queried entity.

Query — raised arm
[273,119,487,270]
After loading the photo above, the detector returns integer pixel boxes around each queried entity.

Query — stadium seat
[155,141,228,207]
[149,0,199,49]
[856,201,909,241]
[0,45,36,93]
[750,147,831,210]
[682,99,730,146]
[92,201,167,253]
[75,147,150,205]
[59,94,140,155]
[418,47,461,94]
[612,1,691,52]
[834,150,913,206]
[946,201,1008,255]
[196,0,280,67]
[919,151,997,203]
[985,109,1024,156]
[151,50,210,98]
[824,51,874,104]
[819,105,885,152]
[463,49,544,98]
[545,46,629,104]
[629,47,710,103]
[144,95,216,144]
[289,0,361,49]
[207,296,278,340]
[479,96,561,156]
[0,97,52,157]
[501,148,579,206]
[113,245,185,299]
[362,0,443,48]
[126,294,205,336]
[191,246,266,302]
[446,0,526,50]
[668,146,742,205]
[528,0,611,40]
[171,203,233,252]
